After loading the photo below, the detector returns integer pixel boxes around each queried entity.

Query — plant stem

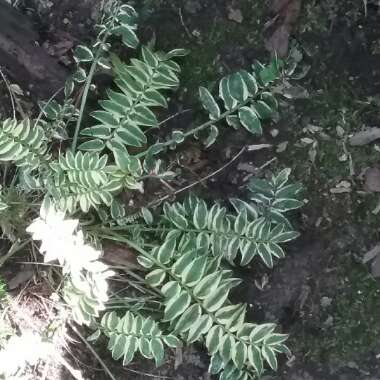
[70,322,117,380]
[71,34,109,153]
[135,98,251,159]
[0,239,32,268]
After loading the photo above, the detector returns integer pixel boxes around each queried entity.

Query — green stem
[135,98,252,159]
[95,224,275,245]
[71,33,110,153]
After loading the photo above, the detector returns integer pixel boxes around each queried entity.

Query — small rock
[228,7,243,23]
[365,167,380,192]
[330,180,351,194]
[336,125,345,138]
[371,256,380,278]
[320,296,332,308]
[270,129,279,137]
[276,141,288,153]
[323,315,334,327]
[349,127,380,146]
[184,0,201,14]
[237,162,256,173]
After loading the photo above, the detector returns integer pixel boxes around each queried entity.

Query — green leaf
[233,341,247,369]
[164,291,191,321]
[92,110,119,127]
[262,345,278,371]
[204,125,219,148]
[161,281,181,299]
[74,45,94,62]
[113,148,130,170]
[112,334,127,360]
[187,315,213,343]
[209,353,224,375]
[139,337,153,358]
[272,198,304,212]
[87,330,101,342]
[174,304,202,333]
[166,48,190,58]
[78,139,105,152]
[81,125,112,139]
[150,338,165,366]
[123,336,138,365]
[157,238,176,264]
[239,70,258,95]
[117,25,139,49]
[137,256,154,269]
[182,255,208,287]
[250,324,276,343]
[141,207,153,224]
[203,285,230,312]
[206,325,223,355]
[248,345,263,376]
[163,335,182,348]
[193,199,208,229]
[228,72,248,102]
[98,57,111,70]
[141,46,159,67]
[264,333,288,346]
[255,100,273,119]
[238,107,262,135]
[220,334,235,363]
[73,68,87,82]
[193,272,222,299]
[219,77,237,110]
[257,243,273,268]
[146,269,166,287]
[199,87,221,119]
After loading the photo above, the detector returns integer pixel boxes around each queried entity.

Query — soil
[2,0,380,379]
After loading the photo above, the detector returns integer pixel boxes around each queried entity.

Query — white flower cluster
[27,201,114,325]
[0,331,53,377]
[26,205,100,273]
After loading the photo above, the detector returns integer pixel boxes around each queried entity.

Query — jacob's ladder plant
[0,2,303,379]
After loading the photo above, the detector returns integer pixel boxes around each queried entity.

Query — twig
[240,157,278,185]
[123,366,174,379]
[147,146,247,208]
[71,25,112,152]
[34,86,64,128]
[258,157,277,171]
[158,109,191,127]
[136,99,252,159]
[0,239,32,268]
[178,8,192,39]
[56,356,85,380]
[69,323,117,380]
[0,66,16,119]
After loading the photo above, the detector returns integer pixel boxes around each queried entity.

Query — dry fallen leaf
[102,243,140,269]
[371,256,380,278]
[228,7,243,23]
[276,141,288,153]
[8,268,34,290]
[363,243,380,264]
[349,127,380,146]
[265,0,302,57]
[247,144,272,151]
[365,167,380,192]
[330,180,351,194]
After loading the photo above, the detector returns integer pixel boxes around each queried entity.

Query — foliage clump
[0,2,303,379]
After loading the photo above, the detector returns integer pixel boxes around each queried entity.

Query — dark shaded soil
[2,0,380,379]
